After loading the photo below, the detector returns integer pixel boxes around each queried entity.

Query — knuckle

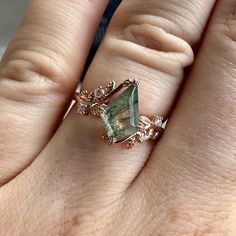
[104,13,194,76]
[224,11,236,43]
[220,4,236,43]
[0,48,73,102]
[210,6,236,60]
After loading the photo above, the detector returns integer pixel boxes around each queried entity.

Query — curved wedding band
[74,79,167,148]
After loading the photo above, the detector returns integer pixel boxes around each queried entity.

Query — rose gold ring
[74,79,167,149]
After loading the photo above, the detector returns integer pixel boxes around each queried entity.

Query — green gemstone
[100,84,139,143]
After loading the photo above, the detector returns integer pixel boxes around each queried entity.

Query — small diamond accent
[137,132,148,142]
[154,117,163,127]
[77,104,87,115]
[94,88,104,98]
[109,137,117,144]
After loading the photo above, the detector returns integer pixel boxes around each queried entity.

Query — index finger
[0,0,108,185]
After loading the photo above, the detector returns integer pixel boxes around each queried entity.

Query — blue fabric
[92,0,121,49]
[83,0,122,76]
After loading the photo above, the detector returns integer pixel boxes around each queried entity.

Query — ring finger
[37,0,216,197]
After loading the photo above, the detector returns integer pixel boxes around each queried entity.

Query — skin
[0,0,235,235]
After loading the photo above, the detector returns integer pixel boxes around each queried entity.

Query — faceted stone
[100,84,139,143]
[94,88,104,99]
[137,131,148,142]
[154,117,163,127]
[77,104,87,115]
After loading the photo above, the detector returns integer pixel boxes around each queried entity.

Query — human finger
[0,0,108,185]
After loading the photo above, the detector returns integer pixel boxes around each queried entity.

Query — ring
[74,79,167,148]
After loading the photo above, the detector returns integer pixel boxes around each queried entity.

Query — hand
[0,0,235,235]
